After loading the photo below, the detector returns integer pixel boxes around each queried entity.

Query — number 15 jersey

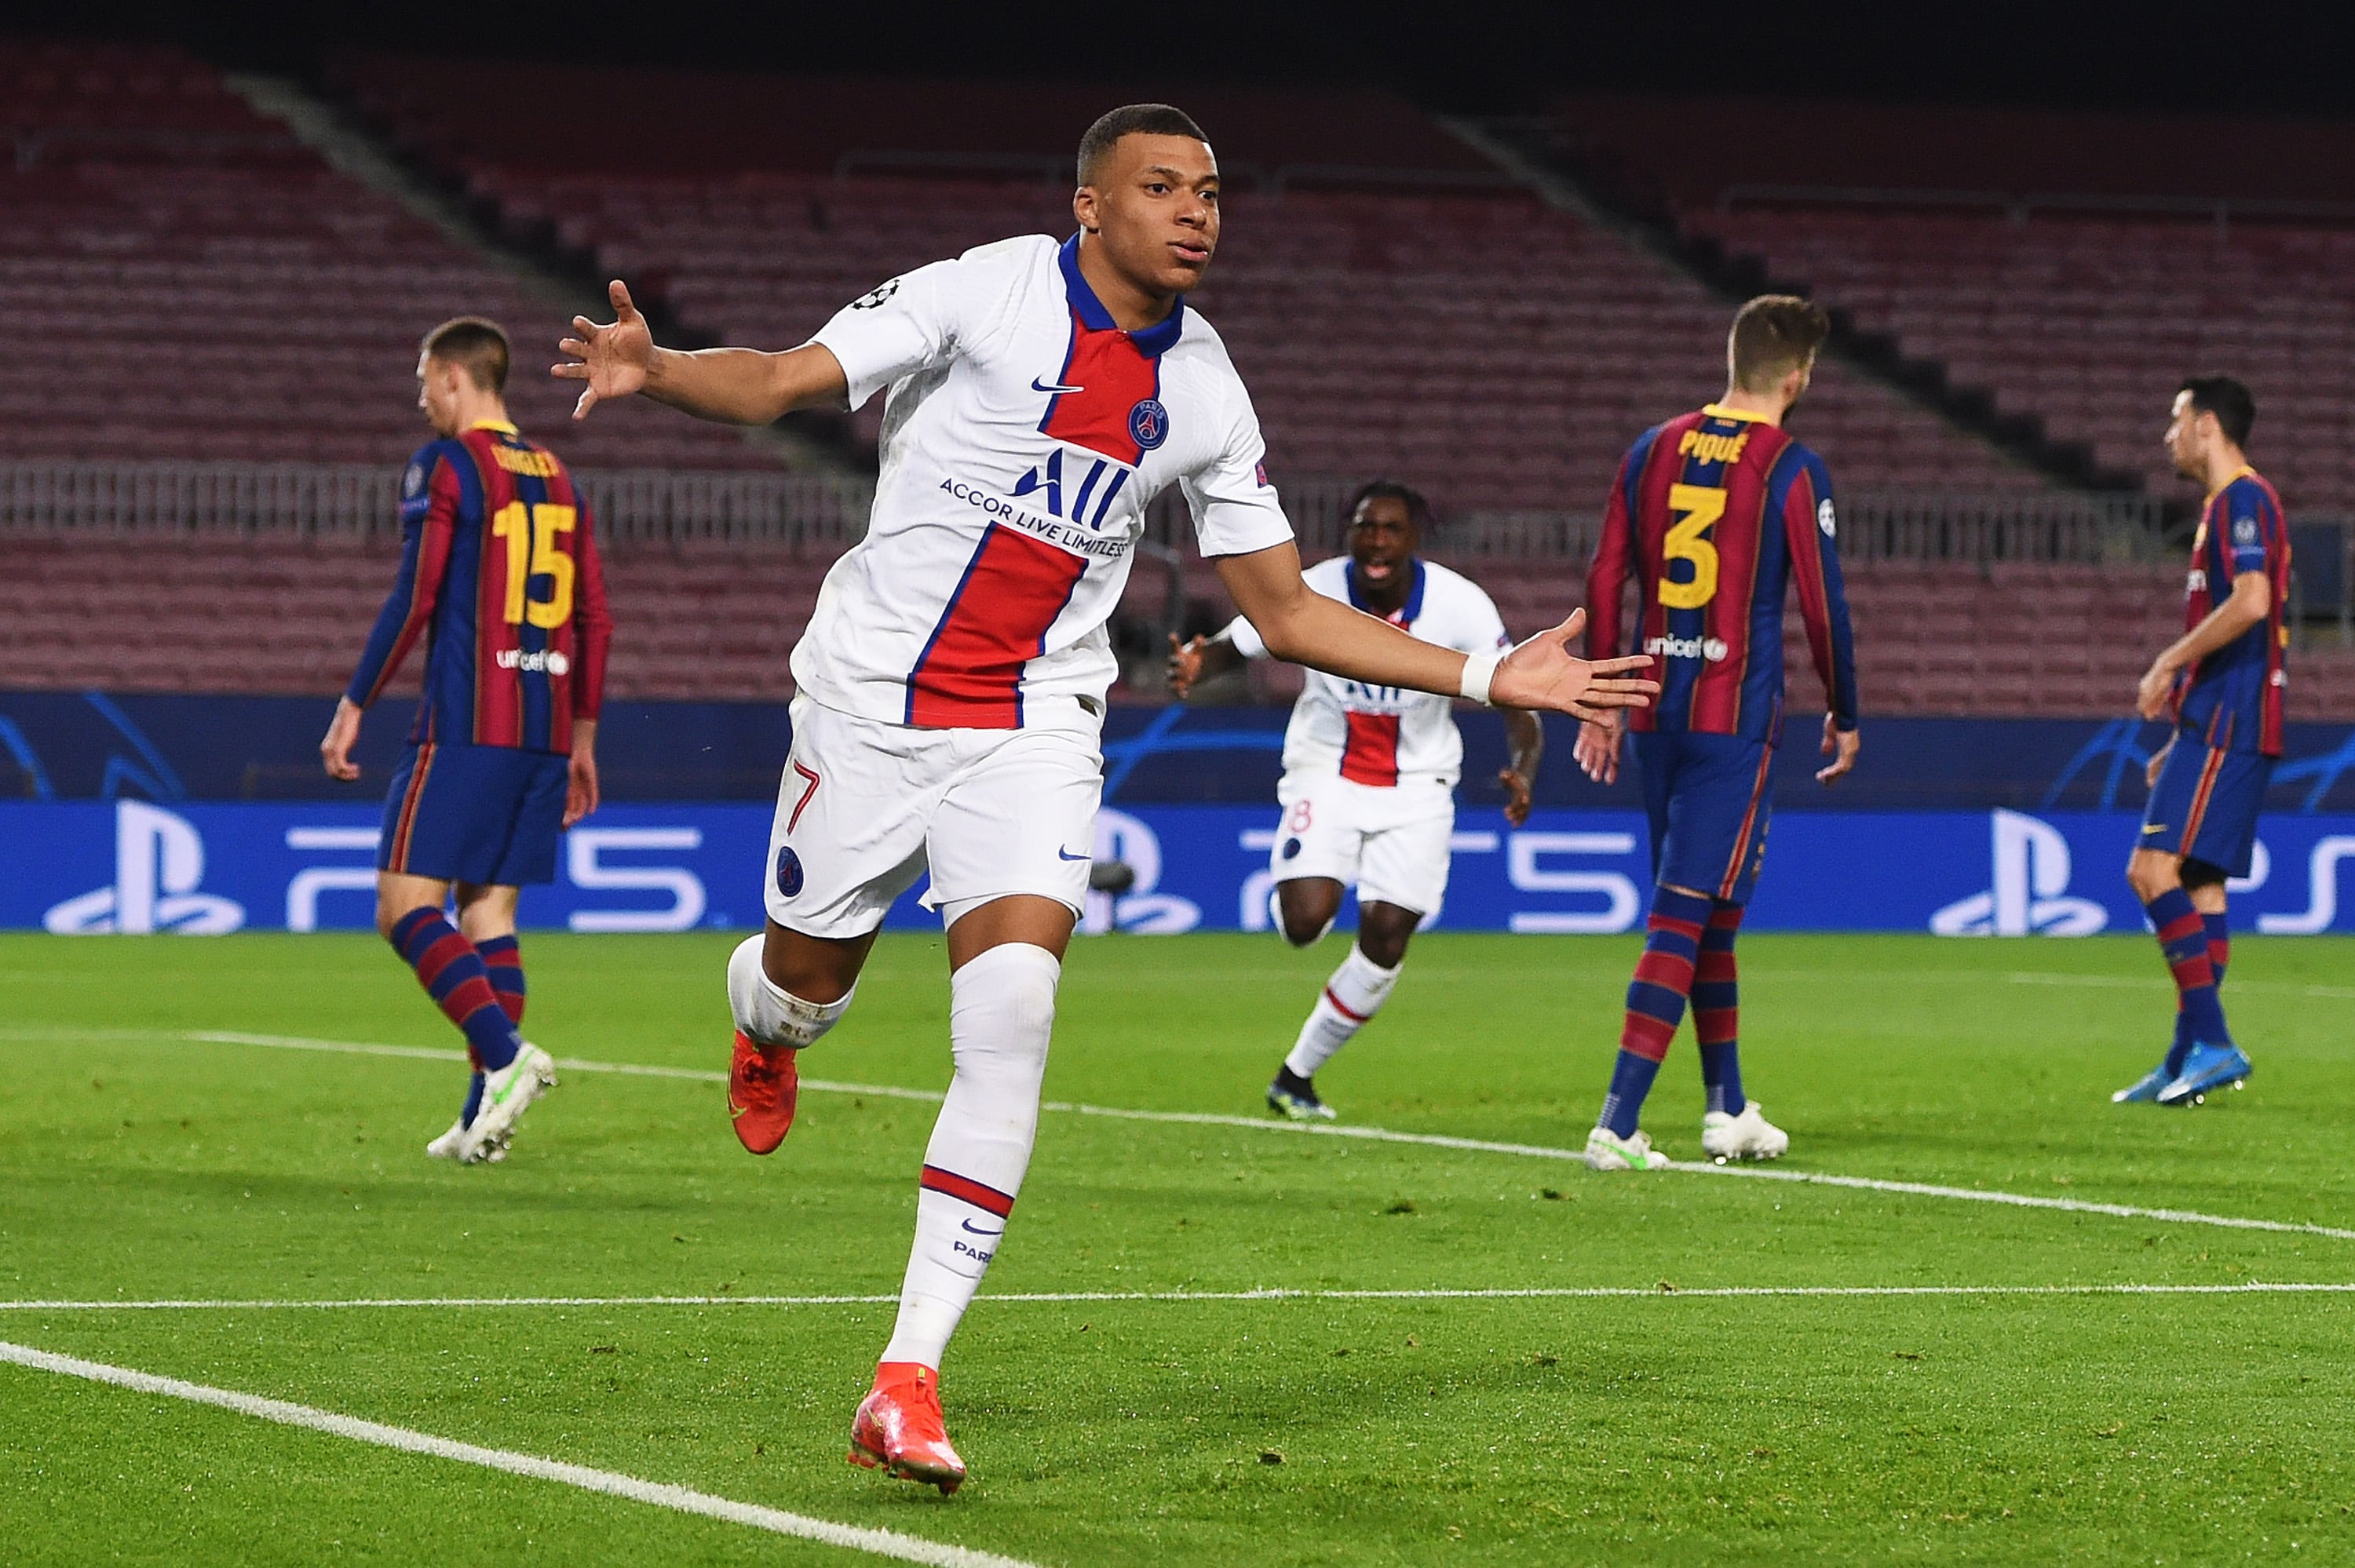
[1585,404,1859,742]
[798,232,1296,735]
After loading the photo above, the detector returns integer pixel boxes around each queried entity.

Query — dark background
[7,0,2347,117]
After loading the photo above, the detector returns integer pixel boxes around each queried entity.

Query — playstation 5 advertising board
[9,801,2355,935]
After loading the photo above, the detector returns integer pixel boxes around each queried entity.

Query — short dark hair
[421,315,510,393]
[1345,480,1433,534]
[2180,375,2256,448]
[1077,103,1208,184]
[1729,295,1831,393]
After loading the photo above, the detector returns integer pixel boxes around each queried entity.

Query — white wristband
[1459,647,1505,706]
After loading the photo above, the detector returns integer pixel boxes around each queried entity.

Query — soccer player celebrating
[322,317,612,1165]
[555,104,1655,1491]
[1166,480,1541,1121]
[2113,377,2287,1107]
[1574,296,1860,1171]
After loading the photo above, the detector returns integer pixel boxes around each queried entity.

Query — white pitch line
[0,1340,1038,1568]
[6,1282,2355,1313]
[20,1026,2355,1245]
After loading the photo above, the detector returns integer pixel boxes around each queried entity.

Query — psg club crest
[775,846,805,899]
[1127,398,1170,450]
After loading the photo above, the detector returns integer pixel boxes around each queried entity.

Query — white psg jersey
[795,233,1294,732]
[1229,556,1510,788]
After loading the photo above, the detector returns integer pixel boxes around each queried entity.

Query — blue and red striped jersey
[345,421,612,754]
[1587,405,1857,740]
[2174,467,2289,757]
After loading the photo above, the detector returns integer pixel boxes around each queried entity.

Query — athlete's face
[1348,496,1418,594]
[1074,133,1220,297]
[418,353,464,438]
[2165,390,2212,480]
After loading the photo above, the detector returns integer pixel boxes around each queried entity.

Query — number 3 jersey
[799,232,1295,733]
[345,419,613,755]
[1586,403,1859,742]
[1226,556,1510,789]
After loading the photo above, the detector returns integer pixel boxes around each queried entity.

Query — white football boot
[1700,1102,1789,1164]
[1583,1126,1675,1170]
[458,1043,557,1164]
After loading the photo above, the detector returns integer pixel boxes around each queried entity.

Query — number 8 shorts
[1268,772,1455,916]
[764,695,1103,939]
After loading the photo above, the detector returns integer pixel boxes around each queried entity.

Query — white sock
[879,942,1060,1370]
[1283,943,1400,1080]
[725,935,853,1048]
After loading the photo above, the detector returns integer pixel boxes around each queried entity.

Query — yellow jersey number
[1657,483,1724,610]
[489,501,578,629]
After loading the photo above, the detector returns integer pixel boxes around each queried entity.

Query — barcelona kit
[2142,468,2288,877]
[345,420,612,885]
[1587,405,1859,903]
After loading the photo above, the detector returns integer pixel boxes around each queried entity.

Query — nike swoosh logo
[1031,377,1085,395]
[1056,847,1090,862]
[960,1219,1004,1237]
[2143,824,2168,835]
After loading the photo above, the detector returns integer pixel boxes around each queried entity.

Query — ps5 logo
[45,800,245,935]
[1930,809,2106,936]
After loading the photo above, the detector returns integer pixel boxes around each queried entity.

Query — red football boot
[847,1362,966,1494]
[727,1031,798,1154]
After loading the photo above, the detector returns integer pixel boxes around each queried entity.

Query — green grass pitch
[5,928,2354,1565]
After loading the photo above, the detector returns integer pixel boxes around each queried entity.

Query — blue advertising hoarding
[11,799,2355,936]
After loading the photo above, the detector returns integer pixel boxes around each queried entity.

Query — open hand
[1816,713,1860,785]
[554,279,656,420]
[1167,633,1207,699]
[1488,609,1657,724]
[1574,711,1624,785]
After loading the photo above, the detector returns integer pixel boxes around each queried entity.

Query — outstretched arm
[554,280,850,425]
[1213,542,1656,721]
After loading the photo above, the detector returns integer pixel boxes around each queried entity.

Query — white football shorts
[764,694,1102,939]
[1268,771,1455,916]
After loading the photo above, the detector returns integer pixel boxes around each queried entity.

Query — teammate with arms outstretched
[2113,377,2287,1107]
[323,317,611,1164]
[1167,480,1542,1120]
[1575,296,1859,1171]
[556,104,1655,1491]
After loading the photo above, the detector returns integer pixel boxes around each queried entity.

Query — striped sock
[1694,901,1745,1117]
[1598,886,1712,1139]
[389,908,522,1073]
[476,934,527,1025]
[2204,912,2229,990]
[2145,888,2229,1067]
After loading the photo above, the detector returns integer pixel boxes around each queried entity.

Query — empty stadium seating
[12,531,2354,718]
[0,41,770,473]
[336,57,2049,512]
[1545,93,2355,516]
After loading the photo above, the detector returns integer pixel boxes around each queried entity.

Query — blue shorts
[378,740,568,887]
[2141,732,2273,879]
[1631,731,1776,905]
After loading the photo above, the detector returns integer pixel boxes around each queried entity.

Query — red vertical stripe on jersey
[1687,428,1782,735]
[1039,313,1160,465]
[907,523,1088,728]
[469,439,524,749]
[1338,712,1402,787]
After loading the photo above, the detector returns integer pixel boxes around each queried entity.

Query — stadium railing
[0,460,2176,563]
